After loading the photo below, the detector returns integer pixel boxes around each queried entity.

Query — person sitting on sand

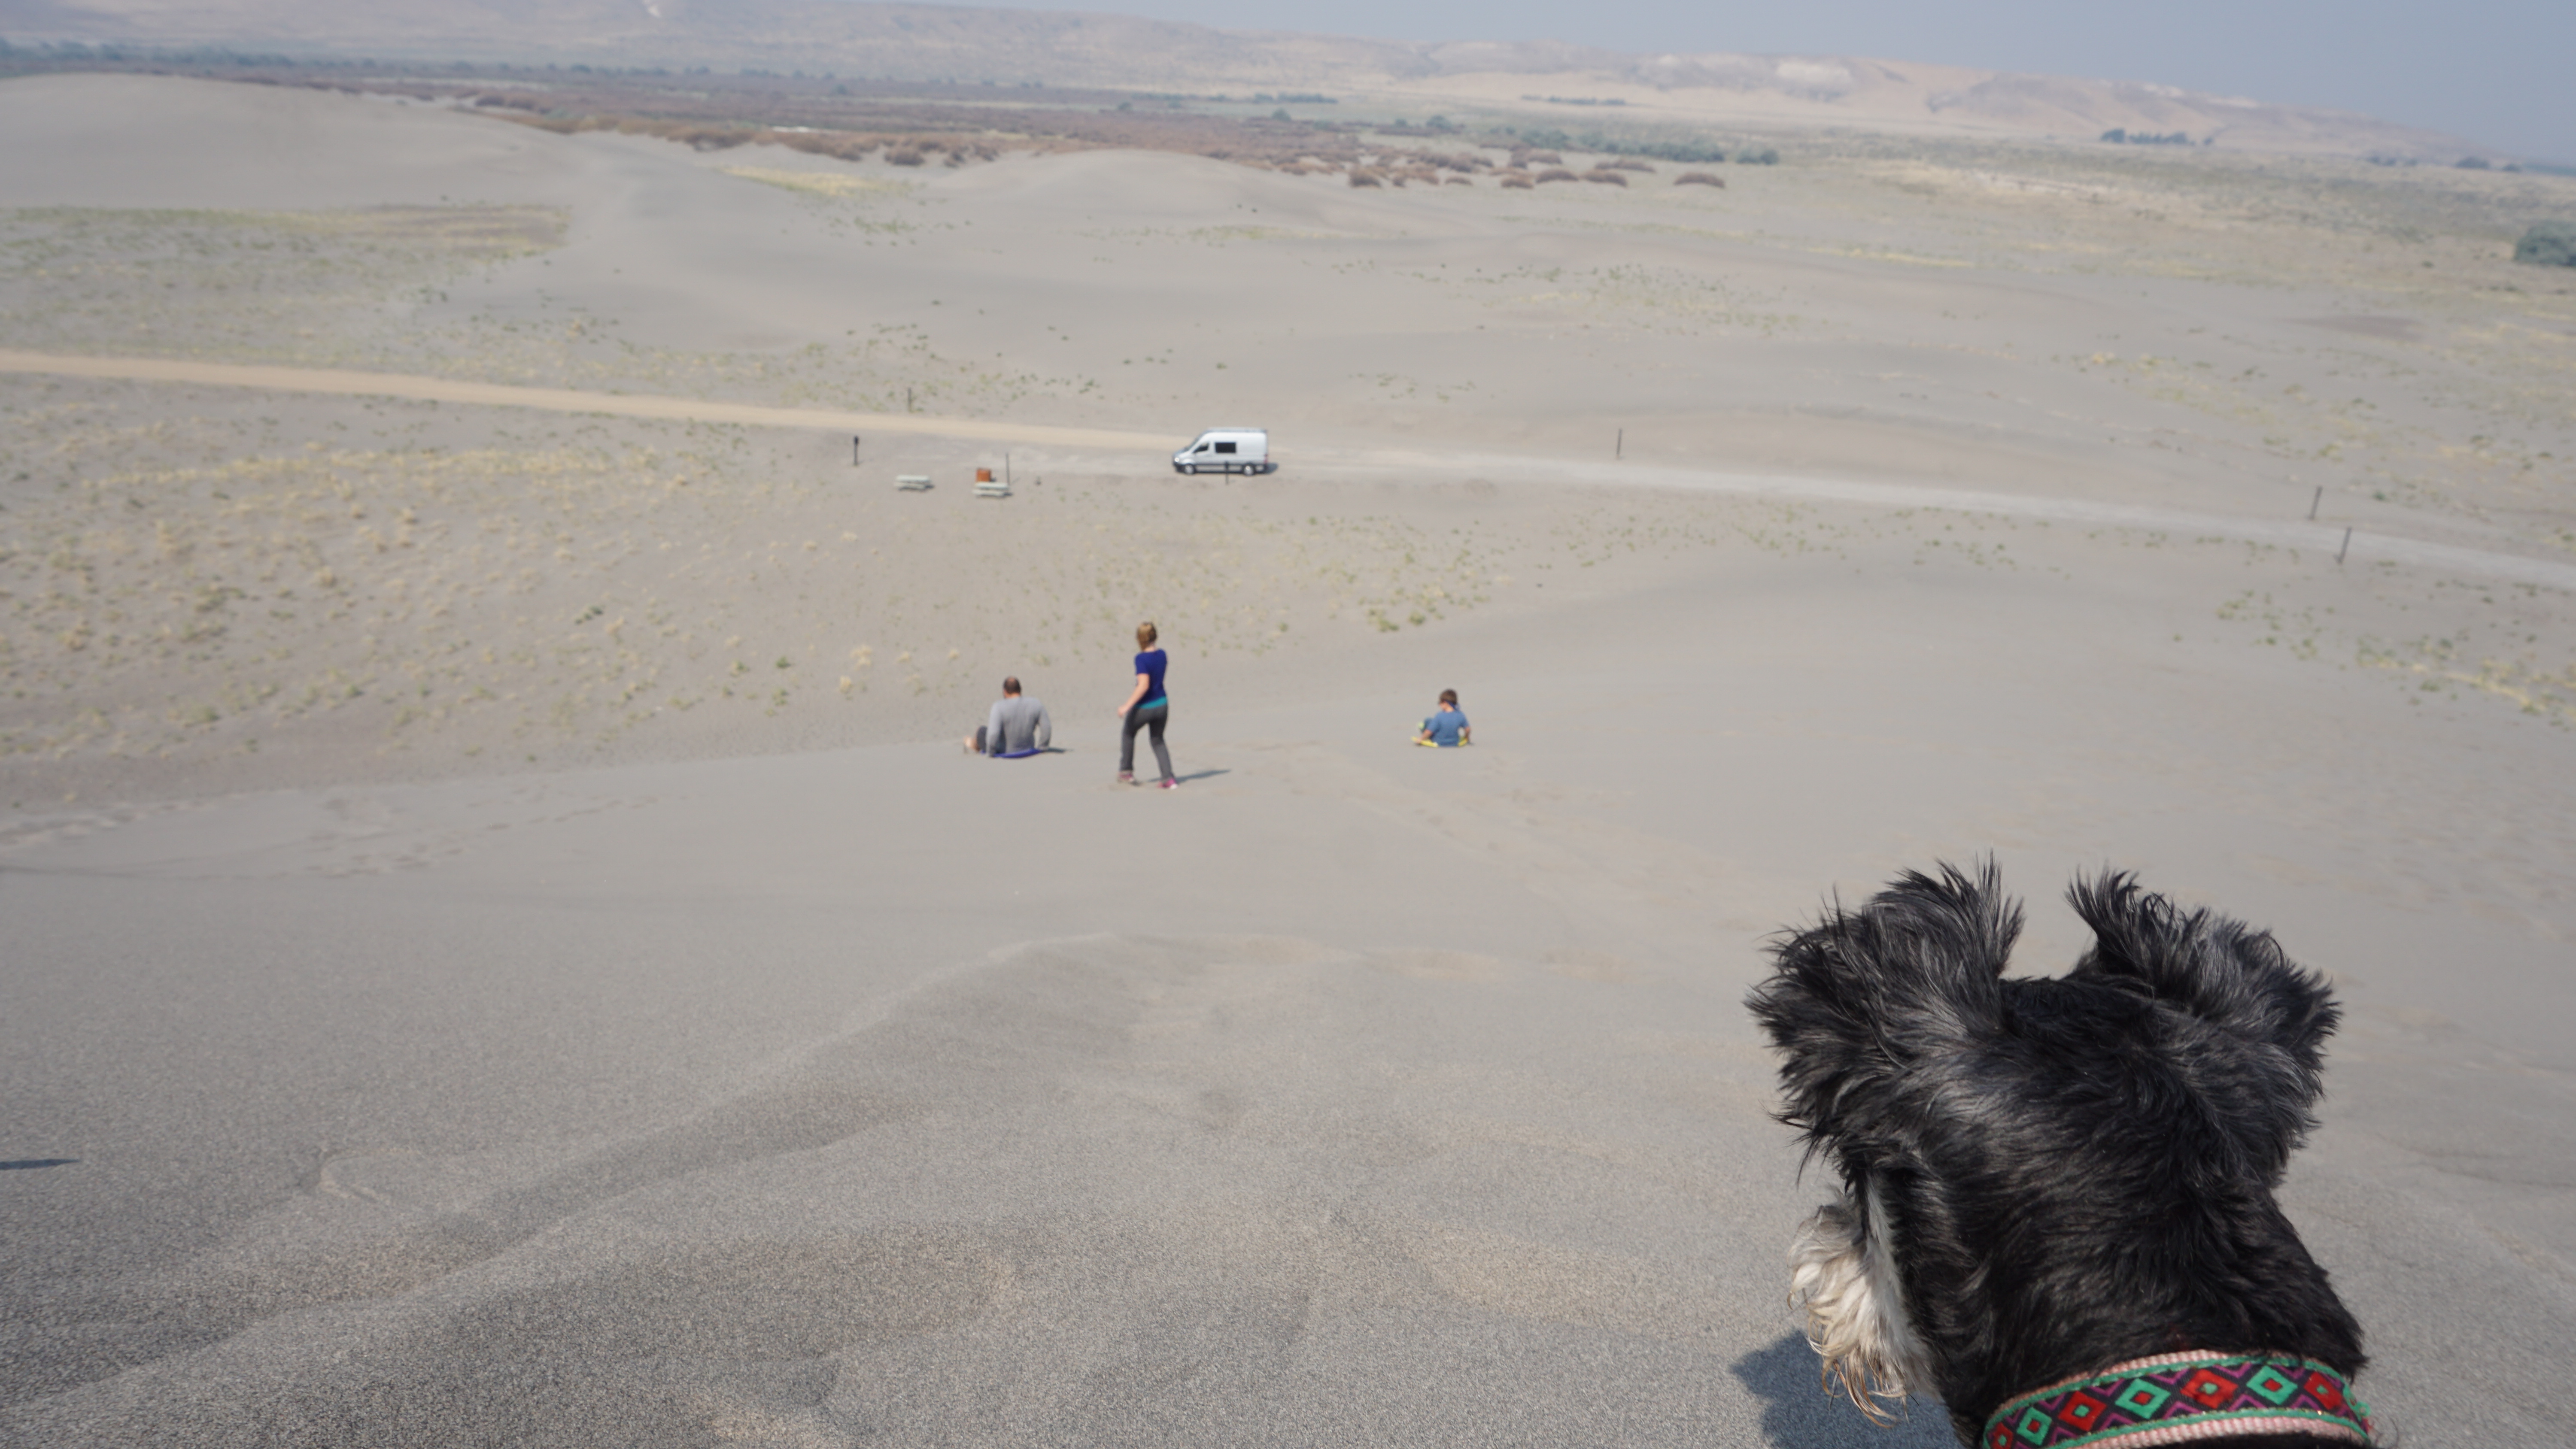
[966,676,1052,756]
[1418,689,1471,747]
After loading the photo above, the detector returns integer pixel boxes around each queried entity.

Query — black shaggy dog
[1747,863,2375,1449]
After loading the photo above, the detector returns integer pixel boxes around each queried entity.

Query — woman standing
[1115,621,1178,788]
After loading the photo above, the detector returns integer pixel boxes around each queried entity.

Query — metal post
[853,435,862,466]
[2337,527,2351,564]
[1005,452,1011,488]
[1616,428,1623,460]
[2307,485,2321,520]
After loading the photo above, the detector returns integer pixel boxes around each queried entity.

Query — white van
[1172,428,1273,476]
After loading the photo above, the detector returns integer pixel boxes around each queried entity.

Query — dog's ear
[1748,860,2020,1159]
[2067,872,2339,1097]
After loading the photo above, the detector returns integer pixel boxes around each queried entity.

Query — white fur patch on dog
[1788,1189,1934,1421]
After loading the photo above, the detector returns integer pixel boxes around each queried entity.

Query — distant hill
[0,0,2497,161]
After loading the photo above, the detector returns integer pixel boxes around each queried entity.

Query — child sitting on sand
[1417,689,1471,748]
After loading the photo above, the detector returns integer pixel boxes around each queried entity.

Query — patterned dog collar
[1984,1352,2375,1449]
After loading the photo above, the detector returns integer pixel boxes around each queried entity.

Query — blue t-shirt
[1422,707,1468,747]
[1135,648,1168,708]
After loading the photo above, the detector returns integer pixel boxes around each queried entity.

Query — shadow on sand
[1732,1331,1956,1448]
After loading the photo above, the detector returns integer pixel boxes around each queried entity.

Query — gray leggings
[1120,702,1173,780]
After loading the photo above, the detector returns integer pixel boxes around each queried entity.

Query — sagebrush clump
[2515,221,2576,267]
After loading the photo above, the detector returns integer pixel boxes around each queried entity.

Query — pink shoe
[1117,771,1134,786]
[1158,778,1182,789]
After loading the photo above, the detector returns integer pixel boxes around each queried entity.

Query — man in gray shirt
[966,676,1053,756]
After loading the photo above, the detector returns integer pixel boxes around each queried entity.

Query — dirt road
[0,349,1176,452]
[10,349,2570,590]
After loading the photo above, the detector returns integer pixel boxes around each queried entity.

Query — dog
[1746,862,2376,1448]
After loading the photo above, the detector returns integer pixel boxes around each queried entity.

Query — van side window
[1215,441,1237,454]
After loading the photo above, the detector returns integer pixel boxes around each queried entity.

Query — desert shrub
[885,147,923,166]
[1504,126,1723,164]
[1498,172,1535,189]
[775,131,875,161]
[1349,170,1382,188]
[1525,150,1563,166]
[1736,147,1780,165]
[1582,169,1627,186]
[1608,158,1654,172]
[1534,167,1577,183]
[1621,139,1725,164]
[1445,175,1473,186]
[2515,221,2576,267]
[2456,156,2492,170]
[1674,170,1725,188]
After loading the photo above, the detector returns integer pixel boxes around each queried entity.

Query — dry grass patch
[0,205,566,365]
[717,167,915,200]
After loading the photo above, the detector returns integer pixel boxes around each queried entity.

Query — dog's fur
[1747,862,2367,1447]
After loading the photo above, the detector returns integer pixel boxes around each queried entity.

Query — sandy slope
[3,73,2573,1448]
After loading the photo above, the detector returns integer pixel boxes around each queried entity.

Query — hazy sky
[880,0,2571,161]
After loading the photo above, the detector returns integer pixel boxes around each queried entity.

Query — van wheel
[1182,464,1196,476]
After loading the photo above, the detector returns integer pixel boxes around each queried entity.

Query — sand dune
[3,71,2573,1447]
